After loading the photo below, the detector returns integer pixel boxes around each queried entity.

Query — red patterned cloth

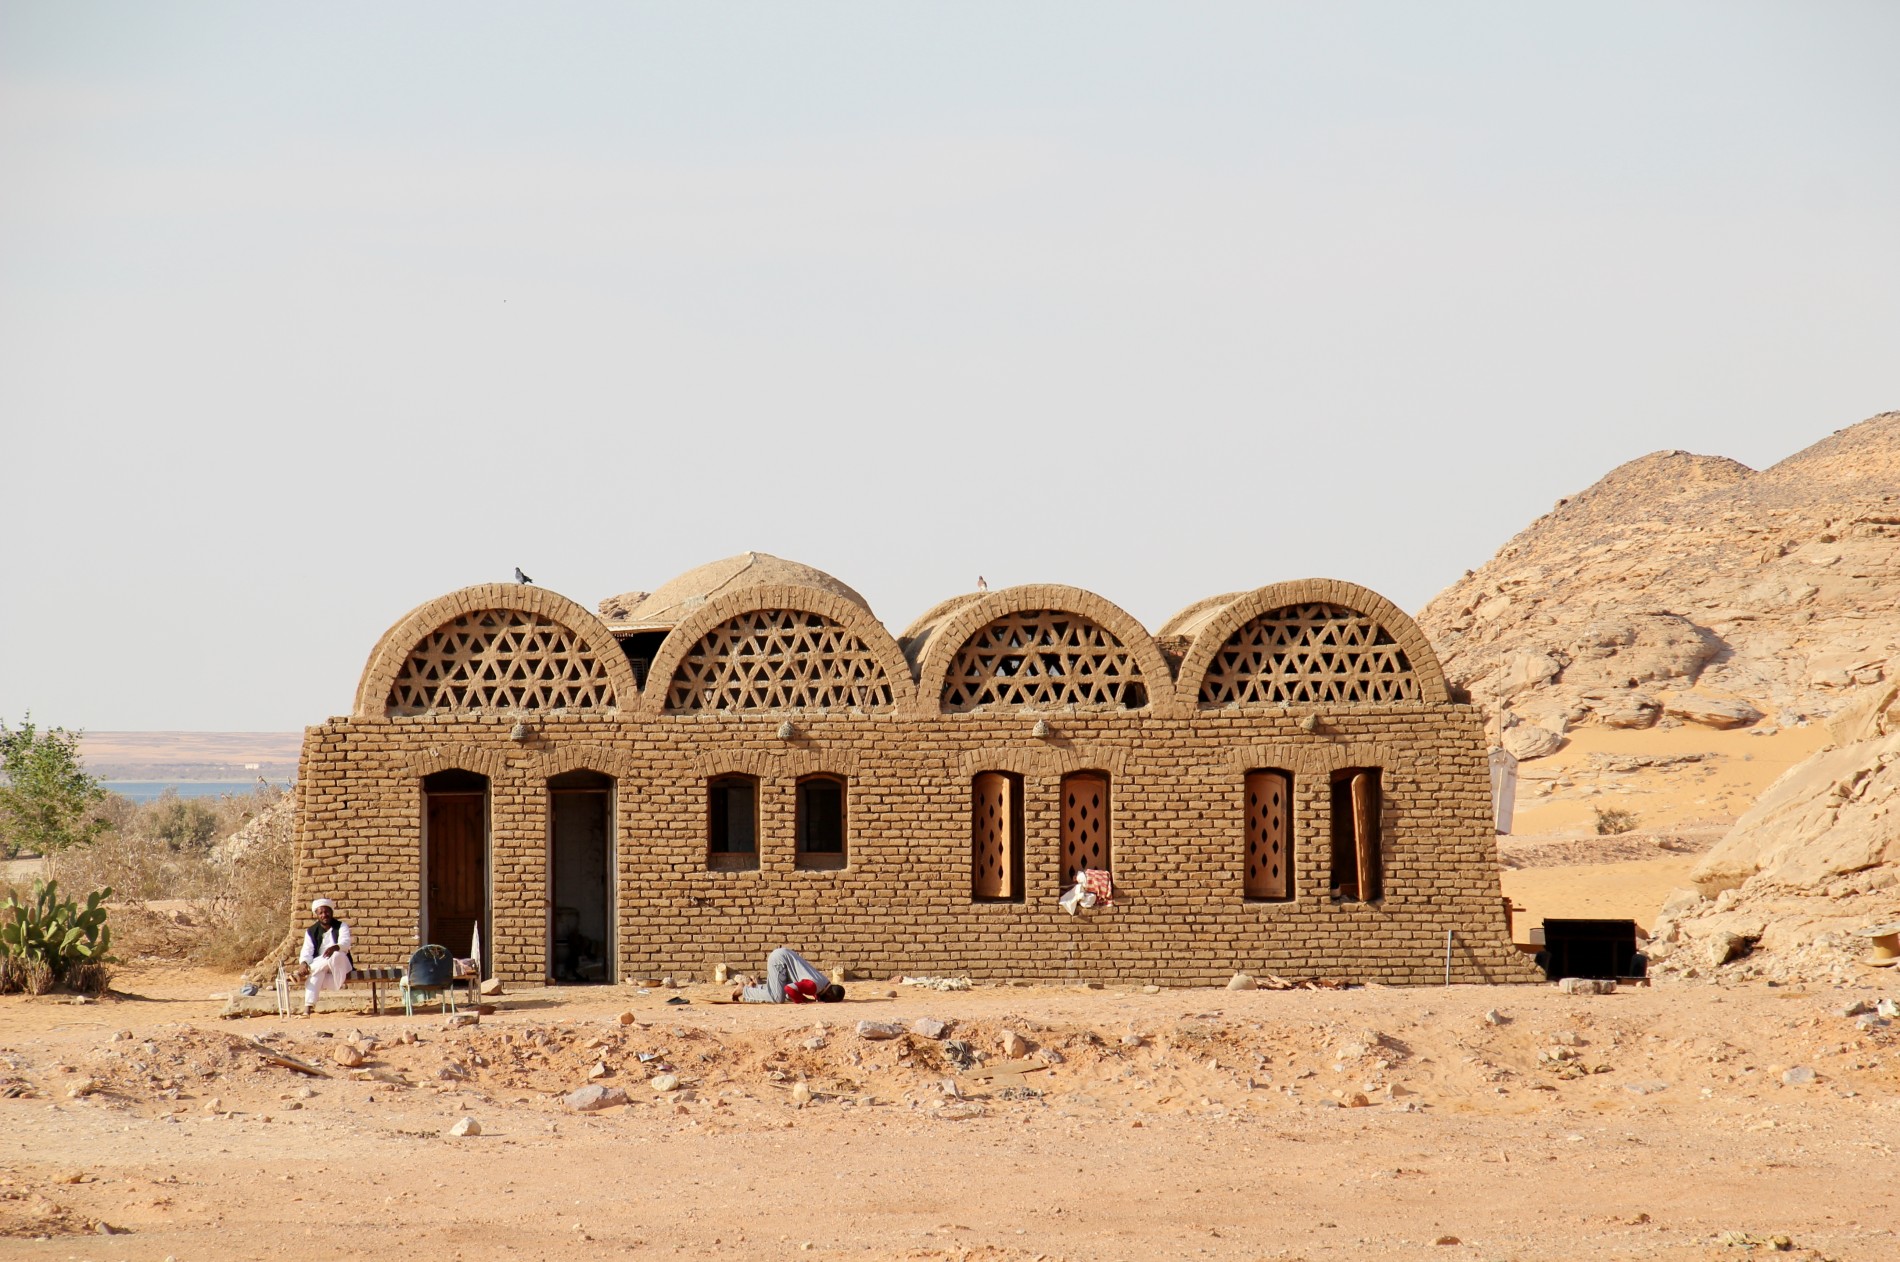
[1080,868,1114,907]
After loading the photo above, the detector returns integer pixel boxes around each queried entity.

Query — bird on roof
[977,575,988,591]
[514,567,533,585]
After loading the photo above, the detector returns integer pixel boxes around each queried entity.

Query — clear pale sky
[2,2,1895,731]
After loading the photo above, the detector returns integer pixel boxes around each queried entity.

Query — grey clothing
[739,947,829,1003]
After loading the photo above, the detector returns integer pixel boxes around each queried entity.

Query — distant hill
[1418,411,1900,753]
[79,732,302,782]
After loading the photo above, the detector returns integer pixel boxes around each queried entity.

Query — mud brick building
[292,553,1538,986]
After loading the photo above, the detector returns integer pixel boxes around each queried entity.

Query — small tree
[0,716,109,859]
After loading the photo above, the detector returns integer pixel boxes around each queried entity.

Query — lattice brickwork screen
[942,610,1147,711]
[1244,770,1291,901]
[664,610,895,713]
[387,611,617,716]
[971,772,1017,900]
[1060,773,1110,885]
[1199,603,1418,706]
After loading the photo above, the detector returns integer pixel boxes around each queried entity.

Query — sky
[2,2,1895,732]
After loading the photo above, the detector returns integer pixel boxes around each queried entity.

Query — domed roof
[599,552,872,632]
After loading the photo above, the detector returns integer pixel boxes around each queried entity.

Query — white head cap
[310,898,335,914]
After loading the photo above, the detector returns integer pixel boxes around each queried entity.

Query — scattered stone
[802,1036,827,1051]
[1623,1081,1669,1095]
[443,1012,479,1029]
[1000,1030,1029,1058]
[1434,1236,1461,1246]
[935,1101,985,1121]
[618,1011,636,1025]
[649,1073,680,1093]
[1878,998,1899,1019]
[1552,1030,1583,1047]
[1840,999,1872,1017]
[1227,973,1256,991]
[1142,984,1161,994]
[1502,720,1564,760]
[587,1061,610,1080]
[856,1020,905,1041]
[1120,1033,1143,1049]
[1342,1092,1370,1108]
[789,1082,812,1108]
[448,1116,480,1137]
[1557,977,1615,995]
[1780,1066,1817,1087]
[1482,1008,1506,1025]
[662,975,678,989]
[203,1097,224,1113]
[910,1017,951,1040]
[1036,1047,1065,1065]
[479,977,504,996]
[67,1078,98,1099]
[563,1085,627,1112]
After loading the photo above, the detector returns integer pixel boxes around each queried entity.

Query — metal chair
[401,943,458,1016]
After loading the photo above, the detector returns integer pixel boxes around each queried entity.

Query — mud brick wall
[291,575,1542,988]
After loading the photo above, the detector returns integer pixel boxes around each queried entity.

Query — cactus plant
[0,878,114,990]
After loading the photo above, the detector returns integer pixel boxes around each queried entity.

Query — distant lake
[103,781,291,804]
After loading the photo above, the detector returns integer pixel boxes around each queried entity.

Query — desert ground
[4,950,1897,1262]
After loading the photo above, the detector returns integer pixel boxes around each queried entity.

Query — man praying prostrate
[733,946,844,1003]
[298,898,353,1016]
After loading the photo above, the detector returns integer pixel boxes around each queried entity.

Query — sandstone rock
[1502,721,1564,761]
[802,1036,827,1051]
[448,1116,480,1137]
[67,1078,98,1098]
[910,1017,950,1040]
[1226,973,1256,991]
[1496,651,1564,700]
[1120,1033,1143,1048]
[331,1044,366,1068]
[1780,1065,1816,1086]
[1665,692,1763,730]
[935,1101,985,1121]
[1557,977,1615,995]
[789,1082,812,1108]
[648,1073,680,1093]
[855,1020,904,1041]
[1482,1008,1506,1025]
[1594,694,1661,729]
[1000,1030,1029,1057]
[564,1085,627,1112]
[479,978,504,996]
[587,1061,609,1080]
[617,1011,635,1026]
[443,1012,478,1029]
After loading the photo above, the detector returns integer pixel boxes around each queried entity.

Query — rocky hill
[1419,411,1900,759]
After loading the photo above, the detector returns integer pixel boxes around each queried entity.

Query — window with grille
[795,775,847,870]
[1059,771,1110,886]
[971,772,1025,902]
[1243,769,1293,901]
[1329,767,1383,902]
[941,610,1148,711]
[1199,603,1418,706]
[388,610,616,716]
[664,609,895,712]
[706,775,759,871]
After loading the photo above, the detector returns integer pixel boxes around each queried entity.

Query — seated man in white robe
[297,898,353,1015]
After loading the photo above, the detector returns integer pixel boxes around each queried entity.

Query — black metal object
[1538,918,1645,981]
[408,943,455,988]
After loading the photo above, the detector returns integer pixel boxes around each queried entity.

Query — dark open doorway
[424,769,489,974]
[548,770,614,983]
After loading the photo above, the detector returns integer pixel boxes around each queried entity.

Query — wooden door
[1244,770,1291,900]
[1060,772,1109,885]
[972,772,1013,900]
[427,791,485,961]
[1351,771,1381,903]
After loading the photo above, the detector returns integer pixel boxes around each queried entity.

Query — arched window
[795,774,848,870]
[971,772,1024,902]
[389,610,617,715]
[1059,771,1110,886]
[1200,603,1418,706]
[706,775,759,872]
[1243,769,1293,902]
[665,610,894,712]
[941,610,1148,711]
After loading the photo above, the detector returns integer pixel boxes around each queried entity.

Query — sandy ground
[3,962,1897,1262]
